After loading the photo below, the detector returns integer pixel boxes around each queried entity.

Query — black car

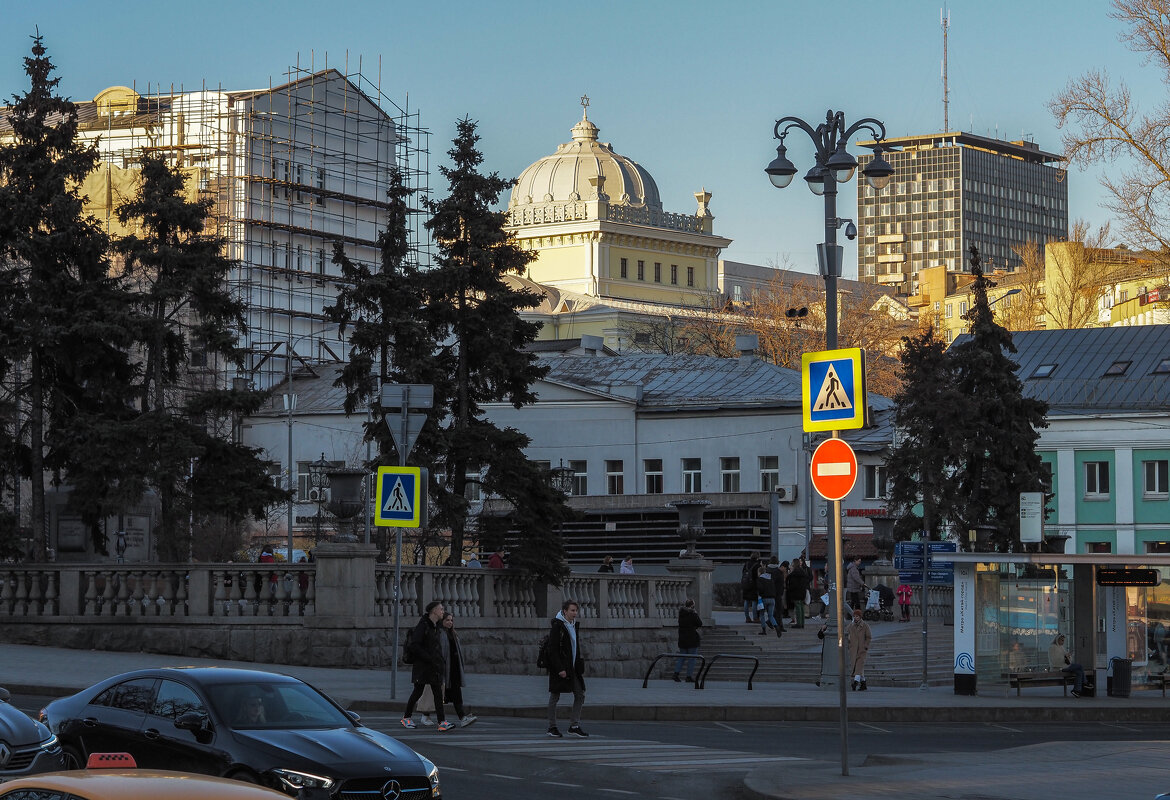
[0,686,65,780]
[38,668,440,799]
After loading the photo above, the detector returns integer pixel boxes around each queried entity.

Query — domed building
[505,101,731,330]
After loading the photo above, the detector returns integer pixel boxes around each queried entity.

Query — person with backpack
[673,599,703,682]
[545,599,588,738]
[741,551,761,624]
[400,601,455,731]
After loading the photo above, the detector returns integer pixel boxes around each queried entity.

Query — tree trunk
[28,351,45,562]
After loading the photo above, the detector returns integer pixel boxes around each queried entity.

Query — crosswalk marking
[410,731,805,773]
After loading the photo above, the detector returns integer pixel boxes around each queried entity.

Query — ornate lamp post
[765,110,892,777]
[308,453,330,544]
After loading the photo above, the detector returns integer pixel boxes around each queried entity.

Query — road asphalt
[1,623,1166,800]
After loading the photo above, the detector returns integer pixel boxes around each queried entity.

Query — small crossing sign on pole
[375,466,422,527]
[801,348,867,432]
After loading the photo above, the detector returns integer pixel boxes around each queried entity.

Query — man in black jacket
[400,601,453,731]
[673,599,703,682]
[546,599,588,738]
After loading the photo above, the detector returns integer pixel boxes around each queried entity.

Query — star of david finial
[580,94,590,119]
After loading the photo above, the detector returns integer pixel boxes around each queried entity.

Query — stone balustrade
[0,548,698,678]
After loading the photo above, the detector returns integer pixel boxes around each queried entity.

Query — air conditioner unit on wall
[307,488,324,502]
[775,484,798,503]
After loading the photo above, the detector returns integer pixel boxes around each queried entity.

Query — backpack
[536,633,551,670]
[740,561,756,591]
[402,627,415,665]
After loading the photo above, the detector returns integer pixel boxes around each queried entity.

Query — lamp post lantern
[309,453,330,543]
[766,109,891,778]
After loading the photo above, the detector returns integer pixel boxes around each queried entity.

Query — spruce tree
[885,326,966,542]
[114,153,284,560]
[0,35,136,558]
[950,245,1049,550]
[420,118,570,581]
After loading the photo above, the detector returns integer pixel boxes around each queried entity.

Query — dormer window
[1031,363,1057,379]
[1154,358,1170,374]
[1104,360,1131,377]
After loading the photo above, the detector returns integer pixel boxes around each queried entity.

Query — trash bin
[1108,657,1132,697]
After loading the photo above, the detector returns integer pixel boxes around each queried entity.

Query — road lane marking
[597,790,637,795]
[542,782,582,788]
[714,721,742,733]
[988,723,1022,733]
[484,773,522,781]
[857,722,891,733]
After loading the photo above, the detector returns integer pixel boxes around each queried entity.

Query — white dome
[509,111,661,212]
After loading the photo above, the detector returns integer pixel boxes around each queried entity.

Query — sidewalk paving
[1,637,1167,800]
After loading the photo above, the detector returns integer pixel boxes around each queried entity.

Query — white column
[1057,449,1076,528]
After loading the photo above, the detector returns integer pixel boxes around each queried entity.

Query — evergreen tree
[885,326,966,542]
[0,35,137,559]
[114,153,285,560]
[950,245,1049,550]
[421,118,571,581]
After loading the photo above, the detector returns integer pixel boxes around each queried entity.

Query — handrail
[696,654,760,690]
[642,653,707,690]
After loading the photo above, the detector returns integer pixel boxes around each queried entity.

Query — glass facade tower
[857,132,1068,295]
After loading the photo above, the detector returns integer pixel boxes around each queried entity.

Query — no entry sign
[810,438,858,501]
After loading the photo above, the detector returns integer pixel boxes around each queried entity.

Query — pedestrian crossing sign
[801,348,867,432]
[375,466,422,527]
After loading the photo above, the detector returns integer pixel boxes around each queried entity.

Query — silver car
[0,687,64,779]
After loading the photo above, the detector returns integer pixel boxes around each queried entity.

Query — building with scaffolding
[34,62,430,391]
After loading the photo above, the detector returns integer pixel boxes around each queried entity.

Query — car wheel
[62,745,85,770]
[227,769,261,784]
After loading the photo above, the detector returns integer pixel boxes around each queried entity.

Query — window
[654,262,662,283]
[152,680,206,719]
[644,459,663,494]
[959,301,968,315]
[464,466,483,503]
[945,304,953,319]
[682,458,702,493]
[1147,540,1170,553]
[569,460,588,496]
[637,260,645,281]
[1087,542,1112,554]
[1143,459,1169,498]
[606,460,625,495]
[316,166,326,206]
[1085,461,1110,498]
[670,264,678,285]
[316,248,326,275]
[863,465,888,499]
[1154,358,1170,375]
[1032,363,1057,379]
[620,258,628,279]
[91,678,156,712]
[759,456,779,492]
[686,266,695,287]
[720,457,741,493]
[1104,360,1131,377]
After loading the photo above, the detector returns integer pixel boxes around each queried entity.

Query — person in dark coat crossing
[400,601,454,731]
[545,599,588,738]
[673,599,703,682]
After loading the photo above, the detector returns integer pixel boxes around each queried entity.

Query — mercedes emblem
[380,779,402,800]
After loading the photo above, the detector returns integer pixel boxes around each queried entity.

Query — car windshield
[205,681,353,730]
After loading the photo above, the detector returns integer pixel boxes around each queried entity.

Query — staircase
[666,617,955,687]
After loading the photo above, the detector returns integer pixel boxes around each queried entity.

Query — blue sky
[1,0,1155,276]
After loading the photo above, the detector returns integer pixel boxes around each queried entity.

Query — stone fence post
[311,542,378,621]
[665,557,715,623]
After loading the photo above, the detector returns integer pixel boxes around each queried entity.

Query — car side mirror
[346,710,361,724]
[0,687,10,703]
[175,712,212,738]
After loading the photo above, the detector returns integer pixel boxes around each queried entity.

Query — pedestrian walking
[845,556,865,611]
[741,551,761,623]
[773,560,790,630]
[421,612,478,727]
[597,556,615,573]
[847,607,872,691]
[619,556,635,574]
[896,581,913,622]
[756,565,781,637]
[546,599,589,738]
[400,601,455,731]
[673,599,703,682]
[786,557,810,628]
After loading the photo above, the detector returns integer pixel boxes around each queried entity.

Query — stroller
[862,584,895,622]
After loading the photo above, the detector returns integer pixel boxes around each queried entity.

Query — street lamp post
[765,110,892,778]
[309,453,330,543]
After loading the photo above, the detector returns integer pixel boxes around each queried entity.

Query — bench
[1009,670,1075,696]
[1152,672,1170,697]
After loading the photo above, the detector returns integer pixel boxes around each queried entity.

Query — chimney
[580,334,604,356]
[735,334,758,361]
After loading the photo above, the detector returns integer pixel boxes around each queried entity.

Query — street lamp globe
[825,141,857,183]
[804,163,827,196]
[765,143,797,189]
[861,147,895,190]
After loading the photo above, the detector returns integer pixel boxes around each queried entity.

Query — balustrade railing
[1,562,691,625]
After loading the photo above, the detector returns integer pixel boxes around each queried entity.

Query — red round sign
[810,438,858,501]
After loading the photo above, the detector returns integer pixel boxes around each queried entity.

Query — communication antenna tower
[942,7,950,131]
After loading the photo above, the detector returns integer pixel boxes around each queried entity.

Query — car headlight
[420,755,441,797]
[271,768,335,792]
[40,734,59,751]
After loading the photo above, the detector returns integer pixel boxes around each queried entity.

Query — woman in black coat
[545,600,588,737]
[673,599,703,682]
[400,601,450,729]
